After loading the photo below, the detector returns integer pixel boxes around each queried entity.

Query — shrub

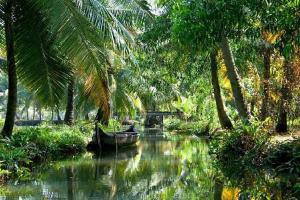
[165,118,210,136]
[210,123,269,179]
[165,118,182,131]
[0,125,86,181]
[265,138,300,177]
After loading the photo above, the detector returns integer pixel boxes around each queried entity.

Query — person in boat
[124,125,136,133]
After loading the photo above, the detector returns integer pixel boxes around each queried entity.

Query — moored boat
[87,125,139,152]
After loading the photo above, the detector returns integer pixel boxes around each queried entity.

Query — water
[0,132,297,200]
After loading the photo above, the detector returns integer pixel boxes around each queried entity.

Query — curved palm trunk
[2,0,17,138]
[276,59,292,133]
[210,50,233,129]
[64,77,75,125]
[221,36,250,123]
[260,47,272,120]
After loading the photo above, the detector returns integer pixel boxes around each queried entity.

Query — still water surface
[2,132,217,200]
[1,131,292,200]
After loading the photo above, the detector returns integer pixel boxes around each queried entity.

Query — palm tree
[1,0,17,137]
[64,75,75,125]
[221,36,250,123]
[0,0,150,137]
[210,50,233,129]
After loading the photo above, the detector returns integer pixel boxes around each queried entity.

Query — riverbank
[0,123,91,182]
[210,124,300,199]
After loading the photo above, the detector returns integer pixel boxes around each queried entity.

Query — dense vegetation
[0,0,299,199]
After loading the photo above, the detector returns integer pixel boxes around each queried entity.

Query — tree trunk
[95,108,109,126]
[56,108,61,121]
[32,104,36,120]
[276,59,292,133]
[2,0,17,138]
[214,180,224,200]
[39,108,42,121]
[221,36,250,123]
[51,109,54,121]
[85,113,89,120]
[260,47,271,120]
[210,50,233,129]
[64,77,75,125]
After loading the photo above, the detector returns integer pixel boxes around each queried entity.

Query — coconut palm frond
[82,68,111,121]
[14,0,72,106]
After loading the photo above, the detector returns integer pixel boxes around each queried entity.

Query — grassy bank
[0,123,92,182]
[164,118,211,136]
[210,123,300,199]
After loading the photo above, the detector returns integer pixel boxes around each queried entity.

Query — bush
[164,118,210,136]
[209,120,300,199]
[165,118,182,131]
[210,123,269,179]
[265,138,300,177]
[0,125,86,181]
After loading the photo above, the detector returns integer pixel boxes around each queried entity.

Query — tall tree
[276,59,292,133]
[260,0,300,132]
[170,0,253,123]
[221,36,249,122]
[1,0,17,137]
[64,76,75,125]
[0,0,150,136]
[260,44,272,120]
[210,50,233,129]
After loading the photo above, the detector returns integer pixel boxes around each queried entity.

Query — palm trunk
[210,50,233,129]
[56,108,61,121]
[276,59,292,133]
[214,180,224,200]
[39,108,42,121]
[32,104,36,120]
[51,109,54,121]
[260,47,271,120]
[64,77,75,125]
[2,0,17,138]
[85,113,89,120]
[221,36,249,123]
[95,108,109,126]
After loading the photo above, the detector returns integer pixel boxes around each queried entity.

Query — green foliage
[266,138,300,177]
[211,124,300,199]
[0,119,4,130]
[0,125,86,181]
[210,123,270,179]
[165,118,182,131]
[165,118,210,136]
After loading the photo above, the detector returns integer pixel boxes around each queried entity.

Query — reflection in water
[66,167,74,200]
[0,134,295,200]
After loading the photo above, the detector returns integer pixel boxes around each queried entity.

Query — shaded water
[0,131,296,199]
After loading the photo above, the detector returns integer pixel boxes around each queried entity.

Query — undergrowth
[0,124,88,181]
[164,118,210,136]
[210,120,300,199]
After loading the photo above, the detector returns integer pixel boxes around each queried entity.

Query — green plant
[266,138,300,177]
[210,123,270,179]
[165,118,182,131]
[0,125,87,181]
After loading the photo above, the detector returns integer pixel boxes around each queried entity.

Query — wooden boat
[87,125,139,152]
[100,131,138,148]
